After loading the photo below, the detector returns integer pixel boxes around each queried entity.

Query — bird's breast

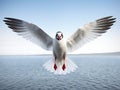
[53,39,66,57]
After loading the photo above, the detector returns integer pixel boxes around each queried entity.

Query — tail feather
[43,58,78,75]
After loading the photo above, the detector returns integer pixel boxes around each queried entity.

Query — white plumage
[4,16,116,74]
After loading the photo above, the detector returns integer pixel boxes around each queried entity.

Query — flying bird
[3,16,116,74]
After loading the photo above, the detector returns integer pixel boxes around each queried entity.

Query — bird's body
[53,38,67,70]
[3,16,116,74]
[53,38,66,60]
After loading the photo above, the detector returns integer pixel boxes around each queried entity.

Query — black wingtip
[4,17,11,20]
[99,16,115,20]
[112,18,116,21]
[108,16,113,18]
[3,19,6,22]
[3,18,10,24]
[97,16,116,23]
[3,17,7,22]
[3,17,12,23]
[4,17,7,19]
[3,17,22,21]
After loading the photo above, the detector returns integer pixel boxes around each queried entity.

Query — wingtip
[4,17,6,19]
[3,17,11,22]
[3,19,10,24]
[3,18,9,24]
[3,17,7,21]
[105,16,116,20]
[105,16,116,19]
[4,17,10,20]
[112,18,116,21]
[3,17,21,21]
[97,16,116,23]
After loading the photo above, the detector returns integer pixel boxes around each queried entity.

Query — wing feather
[4,17,53,51]
[67,16,116,52]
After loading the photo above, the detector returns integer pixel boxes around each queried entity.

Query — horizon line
[0,51,120,56]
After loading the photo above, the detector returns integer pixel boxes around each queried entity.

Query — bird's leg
[54,56,57,70]
[62,53,66,71]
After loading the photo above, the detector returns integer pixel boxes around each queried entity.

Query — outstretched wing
[66,16,116,52]
[4,17,53,51]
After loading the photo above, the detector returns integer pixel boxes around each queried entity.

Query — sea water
[0,55,120,90]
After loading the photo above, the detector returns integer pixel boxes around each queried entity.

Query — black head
[56,31,63,40]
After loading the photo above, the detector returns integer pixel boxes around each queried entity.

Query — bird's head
[56,31,63,40]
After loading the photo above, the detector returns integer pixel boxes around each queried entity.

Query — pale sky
[0,0,120,55]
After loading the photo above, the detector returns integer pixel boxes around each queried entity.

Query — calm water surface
[0,55,120,90]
